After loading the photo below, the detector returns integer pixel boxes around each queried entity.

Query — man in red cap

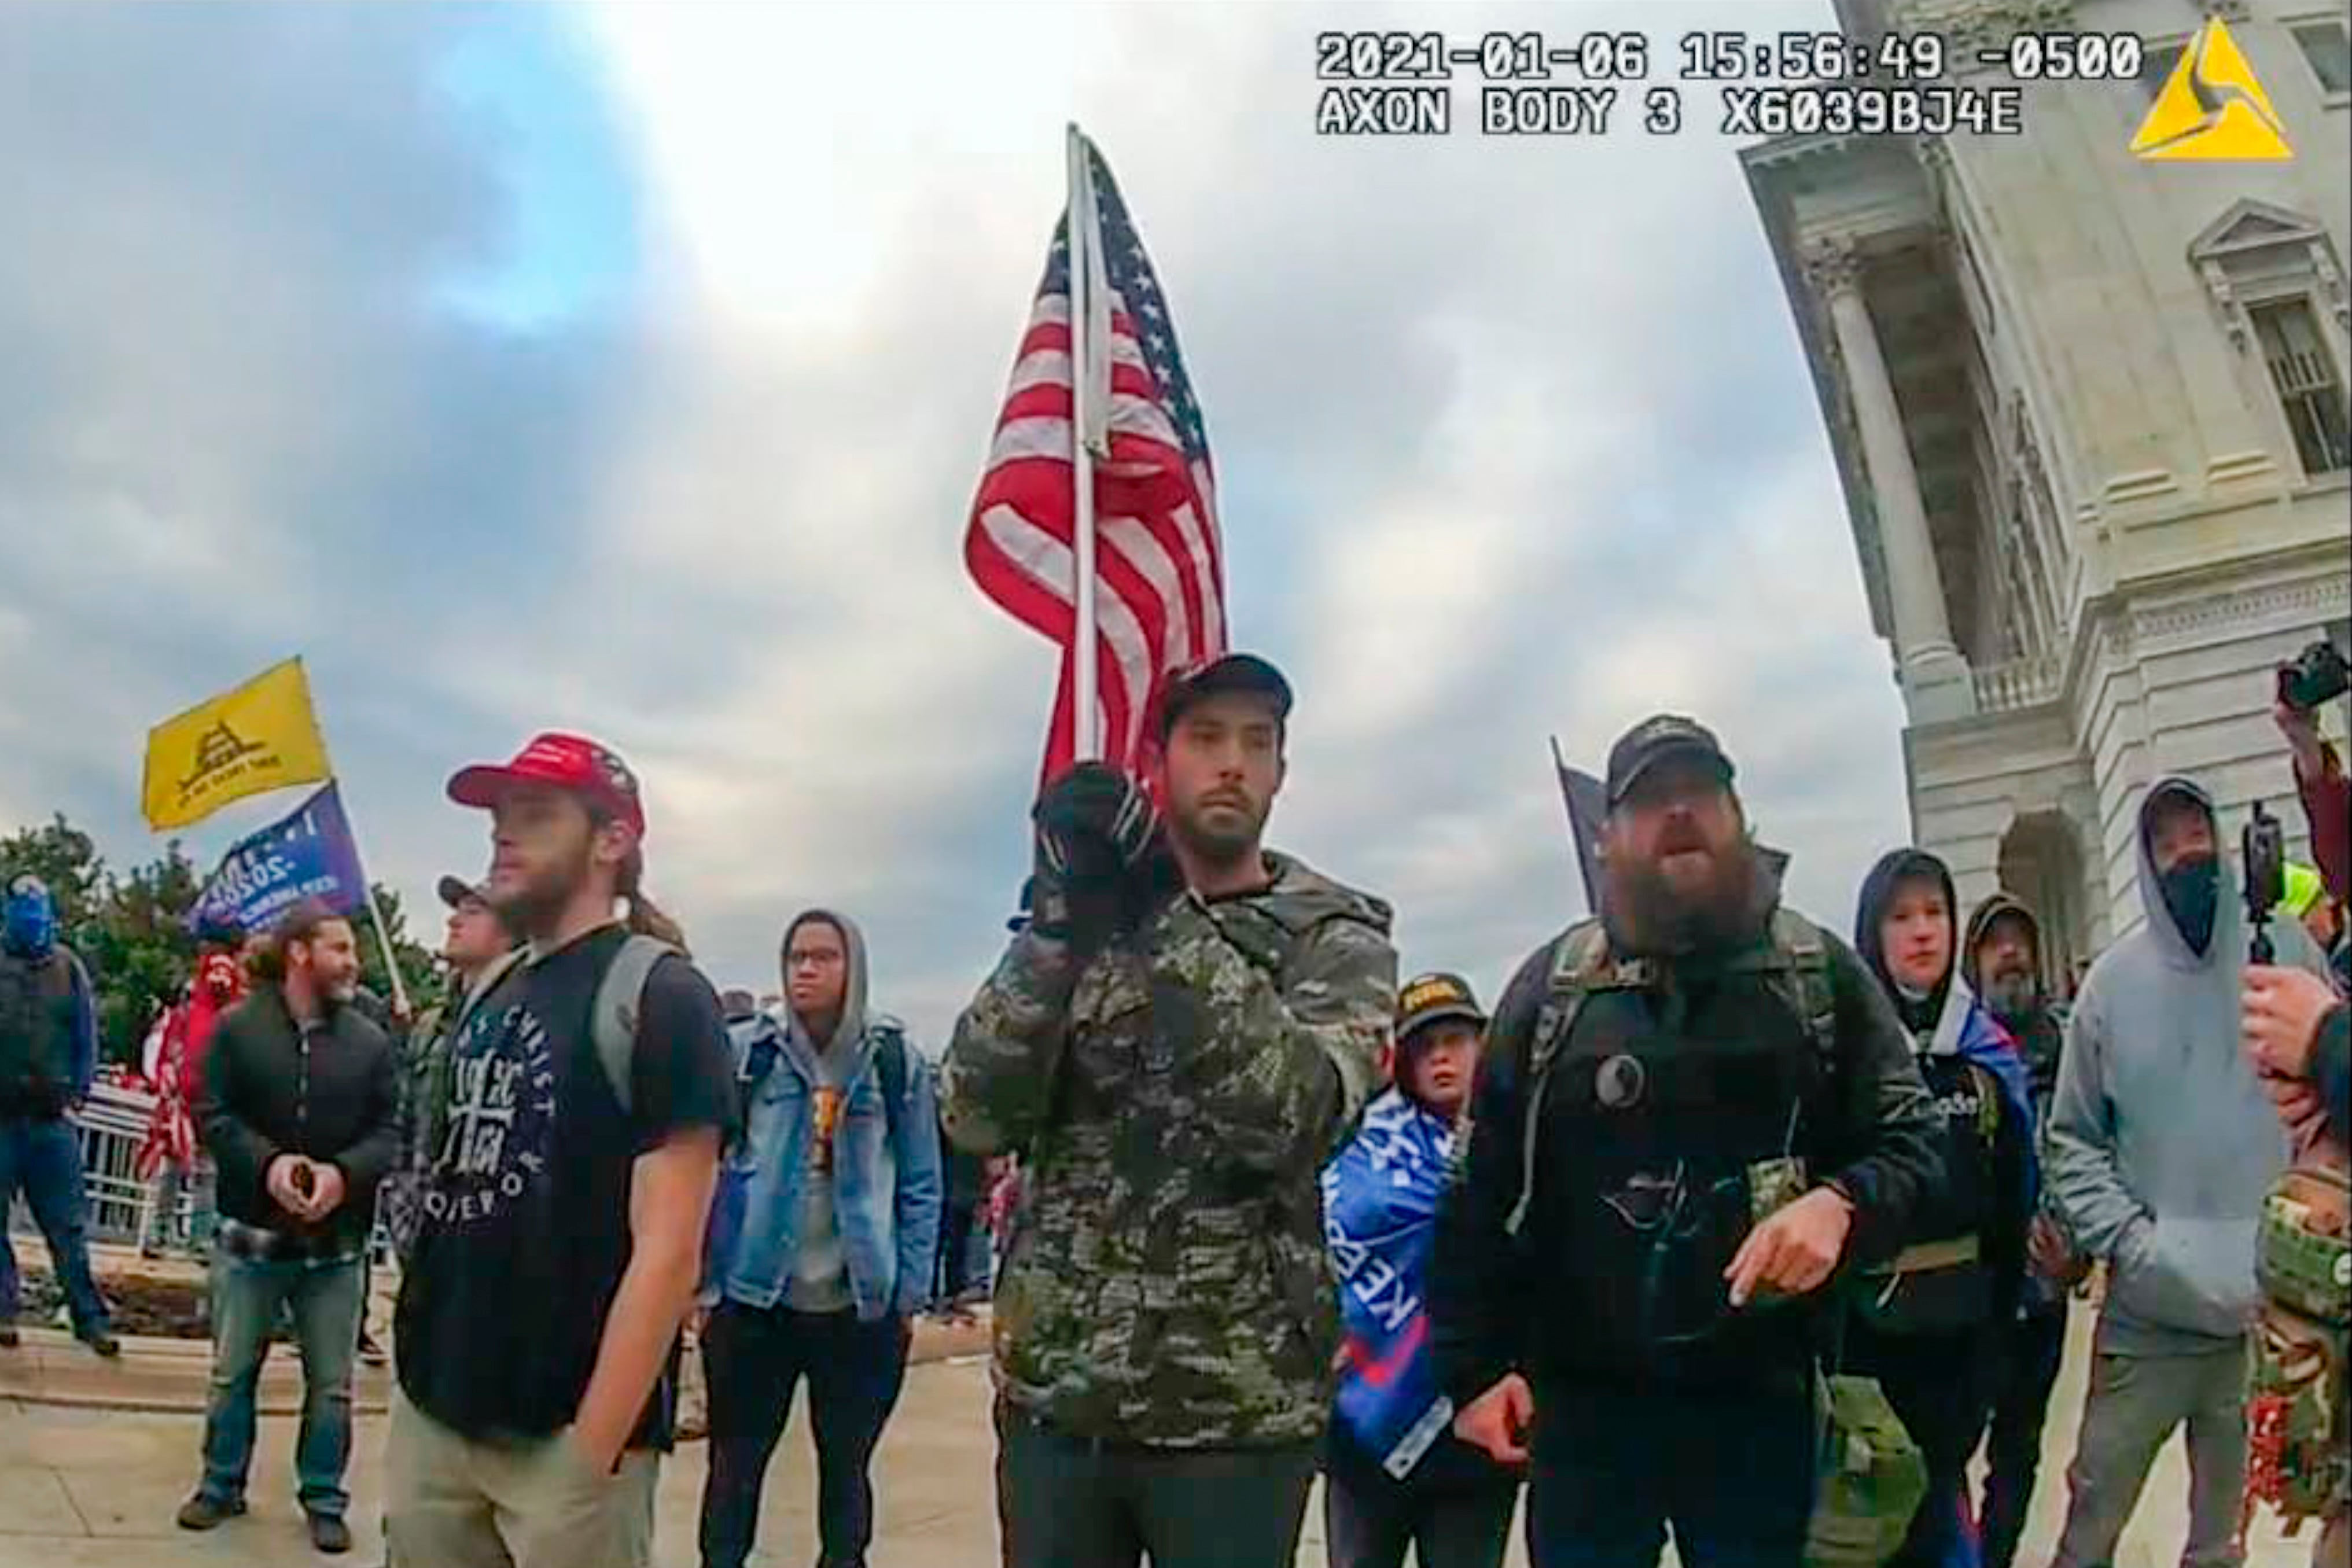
[386,734,738,1568]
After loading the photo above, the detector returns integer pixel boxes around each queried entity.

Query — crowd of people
[1,650,2346,1568]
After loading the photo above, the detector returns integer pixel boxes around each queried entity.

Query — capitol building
[1746,0,2350,981]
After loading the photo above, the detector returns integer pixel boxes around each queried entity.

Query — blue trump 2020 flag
[186,782,369,936]
[1322,1088,1457,1479]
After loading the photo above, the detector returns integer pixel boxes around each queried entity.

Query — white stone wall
[2079,561,2352,938]
[1903,0,2350,947]
[1945,0,2351,531]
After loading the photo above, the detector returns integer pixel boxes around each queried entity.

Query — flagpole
[320,779,414,1021]
[306,692,413,1020]
[361,879,412,1018]
[1067,122,1102,763]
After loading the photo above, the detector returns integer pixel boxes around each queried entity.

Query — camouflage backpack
[2244,1153,2349,1540]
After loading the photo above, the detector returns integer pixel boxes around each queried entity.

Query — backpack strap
[592,935,682,1118]
[1504,922,1619,1241]
[869,1018,911,1147]
[1765,908,1839,1070]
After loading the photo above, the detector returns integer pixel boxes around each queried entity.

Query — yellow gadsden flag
[142,658,333,830]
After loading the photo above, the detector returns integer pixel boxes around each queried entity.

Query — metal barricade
[7,1079,395,1261]
[3,1081,164,1249]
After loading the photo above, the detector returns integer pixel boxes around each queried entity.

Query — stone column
[1806,236,1976,722]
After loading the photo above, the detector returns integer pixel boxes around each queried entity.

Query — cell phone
[290,1161,315,1198]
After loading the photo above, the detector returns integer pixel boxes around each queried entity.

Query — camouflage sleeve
[939,931,1082,1157]
[1153,897,1396,1181]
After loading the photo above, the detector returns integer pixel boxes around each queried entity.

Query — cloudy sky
[0,0,1913,1044]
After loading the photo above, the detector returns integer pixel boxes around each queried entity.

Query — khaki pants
[385,1393,657,1568]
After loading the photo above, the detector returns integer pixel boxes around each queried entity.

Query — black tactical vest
[1515,926,1832,1385]
[0,950,79,1116]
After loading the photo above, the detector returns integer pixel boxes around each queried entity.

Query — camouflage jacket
[943,852,1396,1448]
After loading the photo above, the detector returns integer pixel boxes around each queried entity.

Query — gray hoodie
[782,908,875,1312]
[2044,776,2329,1356]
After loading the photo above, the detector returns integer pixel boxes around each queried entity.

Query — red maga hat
[447,733,646,837]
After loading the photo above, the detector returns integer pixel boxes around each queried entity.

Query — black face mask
[2158,853,2220,956]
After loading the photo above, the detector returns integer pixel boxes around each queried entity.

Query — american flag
[965,135,1227,783]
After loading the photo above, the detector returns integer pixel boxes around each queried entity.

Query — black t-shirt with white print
[394,924,737,1449]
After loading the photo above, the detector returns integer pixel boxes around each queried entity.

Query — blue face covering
[3,876,57,958]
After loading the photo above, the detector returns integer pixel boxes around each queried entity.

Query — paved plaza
[0,1304,2320,1568]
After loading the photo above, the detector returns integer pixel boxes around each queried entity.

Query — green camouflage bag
[2243,1157,2349,1540]
[1806,1370,1927,1568]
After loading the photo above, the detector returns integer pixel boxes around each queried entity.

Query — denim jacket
[707,1008,943,1322]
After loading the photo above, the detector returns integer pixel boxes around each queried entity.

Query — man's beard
[1603,836,1764,958]
[495,848,591,939]
[1170,796,1267,869]
[1981,968,2040,1025]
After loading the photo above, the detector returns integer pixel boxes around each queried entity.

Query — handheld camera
[2277,641,2351,714]
[2243,799,2285,966]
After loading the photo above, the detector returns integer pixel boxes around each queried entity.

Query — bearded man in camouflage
[944,652,1397,1568]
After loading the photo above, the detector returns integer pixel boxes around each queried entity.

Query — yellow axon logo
[2132,16,2293,161]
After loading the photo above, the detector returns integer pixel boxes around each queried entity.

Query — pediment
[2190,199,2325,262]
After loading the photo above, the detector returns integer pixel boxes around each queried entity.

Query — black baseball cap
[1604,713,1736,807]
[436,875,490,911]
[1397,971,1486,1041]
[1156,653,1294,739]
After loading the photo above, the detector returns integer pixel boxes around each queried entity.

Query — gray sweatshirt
[784,910,877,1313]
[2045,775,2329,1357]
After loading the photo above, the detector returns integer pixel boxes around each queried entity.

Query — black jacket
[1431,899,1942,1405]
[197,985,400,1251]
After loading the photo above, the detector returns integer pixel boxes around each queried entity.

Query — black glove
[1030,763,1175,952]
[1036,763,1158,882]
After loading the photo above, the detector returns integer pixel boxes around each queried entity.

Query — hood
[1855,847,1957,1033]
[2136,776,2240,972]
[1960,891,2040,995]
[778,907,871,1057]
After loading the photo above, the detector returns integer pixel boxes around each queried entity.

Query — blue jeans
[197,1245,364,1519]
[0,1113,111,1335]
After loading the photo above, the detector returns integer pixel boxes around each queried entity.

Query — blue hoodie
[2045,776,2331,1357]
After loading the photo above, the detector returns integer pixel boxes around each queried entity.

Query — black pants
[697,1302,911,1568]
[1323,1452,1518,1568]
[1525,1381,1816,1568]
[1848,1323,1995,1568]
[938,1199,978,1299]
[995,1401,1316,1568]
[1978,1306,2067,1568]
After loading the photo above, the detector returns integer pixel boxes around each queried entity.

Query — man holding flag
[944,656,1395,1568]
[947,132,1394,1568]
